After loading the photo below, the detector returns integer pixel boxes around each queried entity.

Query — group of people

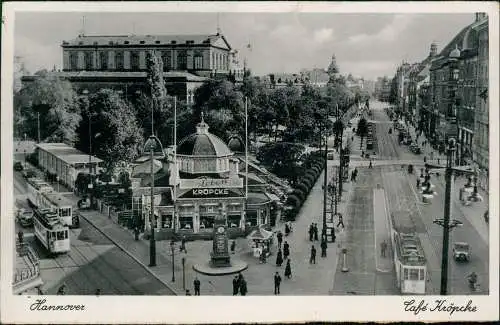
[350,168,358,182]
[308,223,319,242]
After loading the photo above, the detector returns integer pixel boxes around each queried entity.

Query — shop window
[227,214,241,228]
[246,211,258,227]
[161,214,172,228]
[179,216,193,230]
[200,215,215,230]
[403,268,409,280]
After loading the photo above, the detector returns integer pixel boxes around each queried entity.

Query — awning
[266,193,280,202]
[247,227,274,241]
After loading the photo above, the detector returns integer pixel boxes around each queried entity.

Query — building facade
[22,32,245,104]
[472,14,489,188]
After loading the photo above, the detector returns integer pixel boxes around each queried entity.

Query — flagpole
[245,97,249,229]
[173,96,177,233]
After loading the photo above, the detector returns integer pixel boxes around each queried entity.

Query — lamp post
[181,252,186,290]
[170,240,175,282]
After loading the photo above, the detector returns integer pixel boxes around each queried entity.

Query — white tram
[37,191,77,228]
[33,208,71,254]
[390,211,427,294]
[26,178,53,208]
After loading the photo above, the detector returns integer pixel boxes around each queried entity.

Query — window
[246,211,258,226]
[99,51,108,70]
[177,50,187,70]
[84,52,93,70]
[115,51,124,70]
[403,268,409,280]
[131,51,140,70]
[194,55,203,69]
[409,268,419,280]
[124,41,130,44]
[179,216,193,230]
[199,215,215,230]
[70,52,78,70]
[212,52,215,69]
[161,214,172,228]
[228,214,241,228]
[57,231,65,240]
[161,51,169,71]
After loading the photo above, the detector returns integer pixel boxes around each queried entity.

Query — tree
[76,89,144,169]
[357,118,369,149]
[256,142,305,185]
[14,73,81,145]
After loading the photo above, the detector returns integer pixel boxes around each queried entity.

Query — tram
[37,191,78,228]
[390,211,427,294]
[26,178,53,208]
[33,208,71,254]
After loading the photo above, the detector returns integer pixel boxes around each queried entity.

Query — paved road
[13,173,176,295]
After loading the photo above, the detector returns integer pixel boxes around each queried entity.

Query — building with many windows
[22,32,245,104]
[471,13,489,189]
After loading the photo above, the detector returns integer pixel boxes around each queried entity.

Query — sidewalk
[79,167,354,296]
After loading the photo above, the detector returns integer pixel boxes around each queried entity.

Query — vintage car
[16,209,33,227]
[14,161,24,171]
[453,242,470,262]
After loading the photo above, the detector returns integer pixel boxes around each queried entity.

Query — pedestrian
[437,158,440,165]
[313,223,319,241]
[284,223,291,236]
[369,159,373,169]
[95,289,101,296]
[276,249,283,267]
[362,150,365,158]
[308,224,314,241]
[351,170,355,182]
[416,178,421,188]
[260,249,267,264]
[57,285,66,295]
[239,278,248,296]
[380,240,388,258]
[17,231,24,245]
[283,241,290,259]
[337,213,345,229]
[423,156,427,163]
[430,151,434,160]
[193,277,201,296]
[277,231,283,248]
[230,240,236,254]
[180,236,187,253]
[284,259,292,279]
[310,245,317,264]
[274,272,282,295]
[185,289,192,296]
[232,276,239,295]
[354,168,358,181]
[320,239,327,258]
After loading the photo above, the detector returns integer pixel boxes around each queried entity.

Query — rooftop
[35,143,102,165]
[23,71,208,82]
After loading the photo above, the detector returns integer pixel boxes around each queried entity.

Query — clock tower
[210,210,231,267]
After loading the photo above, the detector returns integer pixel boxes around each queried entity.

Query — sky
[13,11,475,80]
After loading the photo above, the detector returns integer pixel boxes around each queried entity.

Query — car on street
[16,209,34,227]
[22,169,36,179]
[453,242,470,262]
[14,161,24,171]
[410,144,422,154]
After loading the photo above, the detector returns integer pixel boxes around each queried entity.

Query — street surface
[13,171,176,295]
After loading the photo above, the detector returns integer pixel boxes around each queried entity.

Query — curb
[79,213,180,296]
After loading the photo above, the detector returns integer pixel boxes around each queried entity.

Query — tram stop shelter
[247,226,274,258]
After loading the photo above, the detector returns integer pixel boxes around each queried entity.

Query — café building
[135,117,278,239]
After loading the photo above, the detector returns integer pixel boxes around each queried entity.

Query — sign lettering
[192,188,229,196]
[180,178,243,189]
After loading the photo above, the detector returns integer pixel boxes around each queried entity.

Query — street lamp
[143,135,165,267]
[427,137,475,295]
[170,240,176,282]
[181,251,187,290]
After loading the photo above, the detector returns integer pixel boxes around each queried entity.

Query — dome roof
[177,115,233,157]
[227,136,245,153]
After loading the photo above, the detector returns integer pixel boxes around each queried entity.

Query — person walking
[230,240,236,254]
[232,276,239,295]
[369,159,373,169]
[95,289,101,296]
[274,272,282,295]
[283,241,290,260]
[337,213,345,229]
[284,259,292,279]
[180,235,187,253]
[309,245,317,264]
[313,223,319,241]
[193,277,201,296]
[276,249,284,267]
[320,239,327,258]
[380,240,388,258]
[277,231,283,248]
[57,284,66,295]
[308,224,314,242]
[239,278,248,296]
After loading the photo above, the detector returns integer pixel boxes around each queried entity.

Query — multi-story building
[471,13,489,189]
[428,14,481,163]
[22,31,244,104]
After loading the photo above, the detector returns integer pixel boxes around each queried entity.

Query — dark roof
[62,34,231,49]
[227,136,245,153]
[177,120,232,157]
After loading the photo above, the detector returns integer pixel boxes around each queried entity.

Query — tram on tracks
[33,208,71,254]
[390,211,427,294]
[26,178,53,208]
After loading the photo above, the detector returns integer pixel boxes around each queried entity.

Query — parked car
[453,242,470,262]
[78,197,91,209]
[14,161,24,171]
[16,209,33,227]
[410,144,422,154]
[22,169,36,179]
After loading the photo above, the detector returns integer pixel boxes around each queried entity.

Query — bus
[26,178,53,208]
[390,211,427,294]
[37,191,78,228]
[33,208,70,254]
